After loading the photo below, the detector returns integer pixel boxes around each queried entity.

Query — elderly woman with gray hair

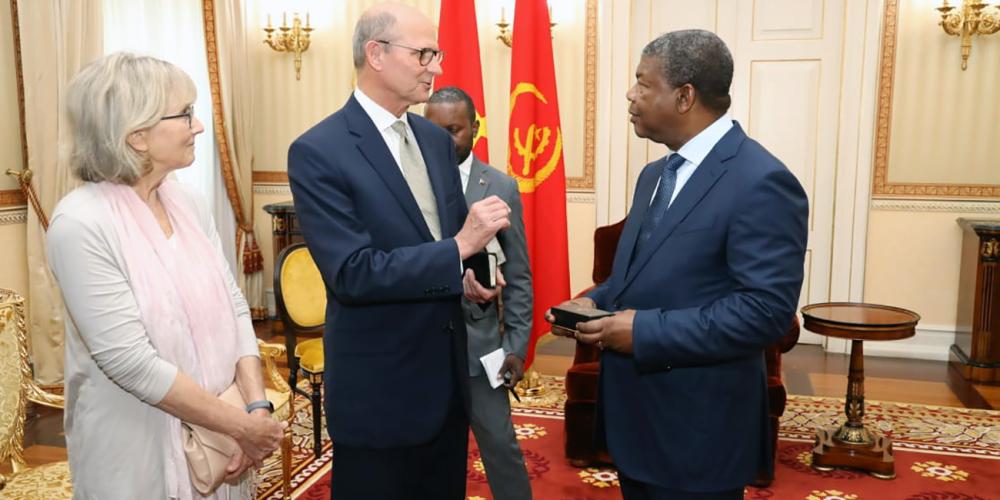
[46,52,285,499]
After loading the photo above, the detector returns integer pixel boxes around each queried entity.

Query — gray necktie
[391,120,441,240]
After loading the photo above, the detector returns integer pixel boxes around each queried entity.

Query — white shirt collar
[354,88,409,133]
[651,114,734,208]
[675,114,733,167]
[458,154,473,193]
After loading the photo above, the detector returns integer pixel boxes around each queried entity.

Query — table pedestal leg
[812,339,896,479]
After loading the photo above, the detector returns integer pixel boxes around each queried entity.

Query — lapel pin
[479,178,486,186]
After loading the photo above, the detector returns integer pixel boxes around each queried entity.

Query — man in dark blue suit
[287,3,512,499]
[547,30,809,499]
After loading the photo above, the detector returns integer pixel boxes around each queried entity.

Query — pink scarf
[98,180,243,499]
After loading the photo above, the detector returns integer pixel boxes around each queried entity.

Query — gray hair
[642,29,733,113]
[352,10,398,69]
[65,52,196,185]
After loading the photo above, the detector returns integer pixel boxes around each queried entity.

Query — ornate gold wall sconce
[264,12,313,80]
[937,0,1000,70]
[496,6,556,48]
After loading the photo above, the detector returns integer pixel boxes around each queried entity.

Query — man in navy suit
[287,3,512,499]
[547,30,809,499]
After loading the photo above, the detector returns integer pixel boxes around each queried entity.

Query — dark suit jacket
[461,156,532,375]
[587,122,809,491]
[287,95,469,449]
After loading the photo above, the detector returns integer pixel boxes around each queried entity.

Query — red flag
[507,0,570,369]
[435,0,489,162]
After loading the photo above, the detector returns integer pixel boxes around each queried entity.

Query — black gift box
[550,302,614,331]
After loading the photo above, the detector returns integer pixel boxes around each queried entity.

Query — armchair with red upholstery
[562,219,799,487]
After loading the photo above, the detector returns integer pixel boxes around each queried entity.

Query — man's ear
[470,115,480,139]
[676,84,696,114]
[365,40,384,72]
[126,130,148,153]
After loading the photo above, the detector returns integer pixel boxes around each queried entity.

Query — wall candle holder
[937,0,1000,70]
[496,6,556,48]
[264,11,313,80]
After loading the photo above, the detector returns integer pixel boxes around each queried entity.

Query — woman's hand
[233,413,287,463]
[224,447,255,482]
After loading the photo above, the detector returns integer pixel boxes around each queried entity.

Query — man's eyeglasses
[160,105,194,128]
[375,40,444,66]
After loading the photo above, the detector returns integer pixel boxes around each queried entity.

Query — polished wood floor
[6,321,999,475]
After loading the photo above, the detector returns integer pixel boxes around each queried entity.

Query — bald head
[353,3,435,69]
[352,2,443,116]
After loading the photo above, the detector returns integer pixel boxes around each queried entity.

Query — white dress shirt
[354,88,411,175]
[654,114,734,207]
[458,153,473,194]
[354,89,466,271]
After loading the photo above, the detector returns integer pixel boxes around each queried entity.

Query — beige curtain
[205,0,265,319]
[16,0,103,384]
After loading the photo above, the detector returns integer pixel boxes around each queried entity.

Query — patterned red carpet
[257,376,1000,500]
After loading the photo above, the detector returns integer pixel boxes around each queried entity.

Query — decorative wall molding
[0,189,27,208]
[252,170,289,184]
[0,208,28,225]
[253,184,291,196]
[566,0,597,191]
[566,191,596,203]
[871,198,1000,213]
[871,0,1000,199]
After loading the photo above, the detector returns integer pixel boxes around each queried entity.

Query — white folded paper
[479,347,506,389]
[485,237,506,265]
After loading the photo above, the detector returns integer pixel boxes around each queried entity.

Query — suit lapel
[344,97,433,240]
[620,124,746,291]
[463,157,490,205]
[611,160,660,288]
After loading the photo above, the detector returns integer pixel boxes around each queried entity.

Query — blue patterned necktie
[635,153,686,255]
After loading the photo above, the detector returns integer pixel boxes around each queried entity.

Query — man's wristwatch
[245,400,274,414]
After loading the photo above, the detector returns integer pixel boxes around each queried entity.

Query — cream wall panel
[250,1,356,170]
[885,0,999,187]
[567,200,595,295]
[827,0,882,309]
[864,210,969,339]
[863,204,1000,361]
[650,0,717,32]
[595,0,633,223]
[0,219,28,295]
[1,3,23,190]
[753,0,824,40]
[747,60,820,215]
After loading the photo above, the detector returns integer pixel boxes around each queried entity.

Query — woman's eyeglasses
[160,105,194,128]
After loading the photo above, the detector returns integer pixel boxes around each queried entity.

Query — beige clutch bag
[181,383,244,495]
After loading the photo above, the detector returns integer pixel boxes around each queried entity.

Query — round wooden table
[800,302,921,479]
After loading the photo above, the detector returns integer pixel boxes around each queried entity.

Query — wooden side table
[262,200,304,271]
[800,302,920,479]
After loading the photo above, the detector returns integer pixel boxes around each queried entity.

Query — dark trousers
[619,472,744,500]
[329,395,468,500]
